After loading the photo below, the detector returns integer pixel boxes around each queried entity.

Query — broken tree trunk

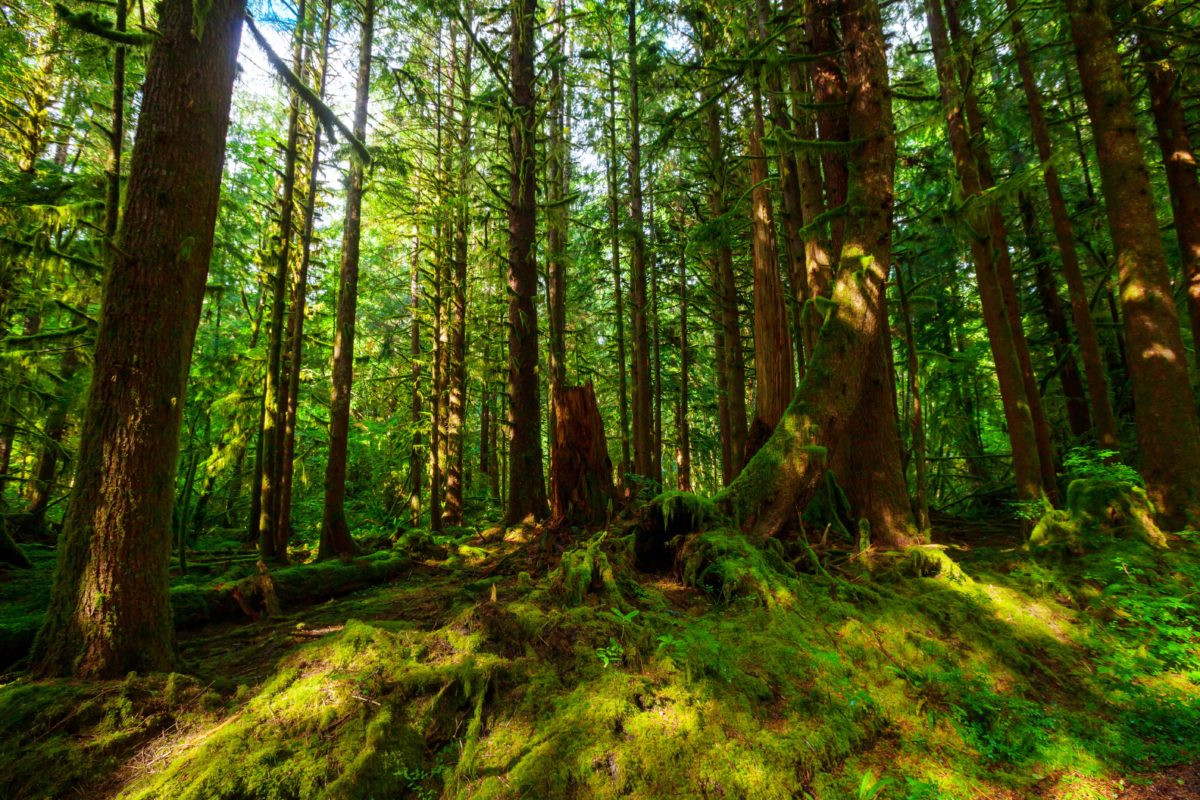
[551,382,617,528]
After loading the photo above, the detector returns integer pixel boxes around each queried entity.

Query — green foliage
[1063,447,1143,488]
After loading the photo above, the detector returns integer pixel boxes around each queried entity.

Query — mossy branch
[53,3,154,45]
[244,15,370,166]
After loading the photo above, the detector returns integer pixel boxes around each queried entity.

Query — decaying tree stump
[551,382,616,527]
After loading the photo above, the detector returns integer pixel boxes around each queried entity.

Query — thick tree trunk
[1136,7,1200,384]
[925,0,1044,501]
[504,0,548,524]
[320,0,374,558]
[1066,0,1200,527]
[1006,0,1119,450]
[698,25,747,481]
[709,0,897,539]
[551,383,616,527]
[30,0,244,678]
[754,0,809,372]
[746,86,795,445]
[627,0,653,484]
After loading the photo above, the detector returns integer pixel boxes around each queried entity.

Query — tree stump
[551,382,616,527]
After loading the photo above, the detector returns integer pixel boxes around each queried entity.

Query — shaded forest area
[1,0,1200,792]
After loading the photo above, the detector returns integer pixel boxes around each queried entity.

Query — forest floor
[1,512,1199,799]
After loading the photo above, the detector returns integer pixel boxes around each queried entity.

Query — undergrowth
[0,520,1197,798]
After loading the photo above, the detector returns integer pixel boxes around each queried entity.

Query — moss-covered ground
[1,517,1199,799]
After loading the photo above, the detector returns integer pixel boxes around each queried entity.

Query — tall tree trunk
[754,0,808,372]
[627,0,654,484]
[1006,0,1119,450]
[1066,0,1200,527]
[320,0,374,558]
[699,18,747,482]
[258,0,308,563]
[944,0,1057,498]
[606,52,631,488]
[896,264,930,530]
[677,226,692,491]
[711,0,898,539]
[1135,3,1200,384]
[746,83,795,445]
[409,233,423,526]
[279,0,332,547]
[925,0,1044,501]
[504,0,548,523]
[443,25,473,528]
[1017,189,1091,439]
[103,0,127,254]
[31,0,244,678]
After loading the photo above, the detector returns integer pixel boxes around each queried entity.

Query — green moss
[4,522,1200,799]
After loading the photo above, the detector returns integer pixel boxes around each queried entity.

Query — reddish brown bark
[925,0,1044,501]
[747,85,795,437]
[1006,0,1119,450]
[1136,5,1200,385]
[551,383,616,527]
[31,0,244,677]
[714,0,901,539]
[504,0,548,523]
[1066,0,1200,527]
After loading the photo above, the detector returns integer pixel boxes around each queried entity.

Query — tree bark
[31,0,244,678]
[1017,189,1091,440]
[258,0,309,563]
[1135,2,1200,385]
[605,50,631,488]
[443,24,473,528]
[504,0,548,523]
[551,382,616,527]
[627,0,654,485]
[746,83,795,443]
[320,0,374,558]
[1066,0,1200,527]
[279,0,332,548]
[925,0,1044,501]
[1006,0,1119,450]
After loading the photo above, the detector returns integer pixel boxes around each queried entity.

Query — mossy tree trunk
[279,0,332,549]
[30,0,245,678]
[258,0,308,564]
[504,0,548,524]
[320,0,374,559]
[712,0,899,539]
[1066,0,1200,528]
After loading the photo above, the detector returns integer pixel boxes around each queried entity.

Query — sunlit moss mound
[3,522,1200,799]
